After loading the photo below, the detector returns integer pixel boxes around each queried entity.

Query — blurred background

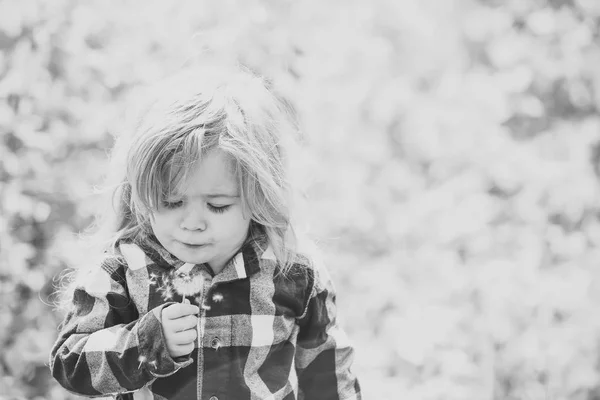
[2,0,600,399]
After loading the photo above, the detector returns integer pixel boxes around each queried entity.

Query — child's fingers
[174,343,195,357]
[169,315,198,332]
[163,303,199,320]
[174,328,198,345]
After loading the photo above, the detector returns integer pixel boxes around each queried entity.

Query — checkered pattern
[50,235,361,399]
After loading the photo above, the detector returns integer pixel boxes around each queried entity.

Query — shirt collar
[134,233,185,269]
[213,235,270,283]
[131,232,272,282]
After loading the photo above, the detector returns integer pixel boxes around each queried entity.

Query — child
[50,63,361,400]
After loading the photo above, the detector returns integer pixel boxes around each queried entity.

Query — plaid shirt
[50,235,361,400]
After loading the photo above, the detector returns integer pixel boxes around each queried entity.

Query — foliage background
[2,0,600,399]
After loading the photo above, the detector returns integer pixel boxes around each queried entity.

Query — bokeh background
[2,0,600,399]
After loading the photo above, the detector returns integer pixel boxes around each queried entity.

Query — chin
[175,252,210,265]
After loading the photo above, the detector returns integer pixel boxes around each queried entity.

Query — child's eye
[208,204,231,214]
[162,200,184,209]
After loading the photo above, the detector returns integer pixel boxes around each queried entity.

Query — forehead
[175,150,238,196]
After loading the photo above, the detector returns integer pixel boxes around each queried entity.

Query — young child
[50,64,361,400]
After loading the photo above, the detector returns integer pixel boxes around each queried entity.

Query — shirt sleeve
[295,262,361,400]
[49,258,192,397]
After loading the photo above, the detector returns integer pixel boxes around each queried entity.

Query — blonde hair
[57,63,307,308]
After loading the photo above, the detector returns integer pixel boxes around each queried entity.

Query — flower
[172,263,205,298]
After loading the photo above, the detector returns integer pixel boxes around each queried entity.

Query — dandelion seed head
[172,267,204,297]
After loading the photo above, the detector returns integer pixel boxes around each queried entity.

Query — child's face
[149,149,251,274]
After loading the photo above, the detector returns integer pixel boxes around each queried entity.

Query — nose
[180,206,207,231]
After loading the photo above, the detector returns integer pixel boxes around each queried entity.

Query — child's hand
[161,303,199,358]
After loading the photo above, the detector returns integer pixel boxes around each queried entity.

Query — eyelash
[208,204,230,213]
[162,201,183,210]
[161,200,231,214]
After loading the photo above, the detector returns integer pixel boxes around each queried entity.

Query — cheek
[218,211,251,238]
[150,212,178,234]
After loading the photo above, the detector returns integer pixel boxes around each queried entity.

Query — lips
[180,242,208,248]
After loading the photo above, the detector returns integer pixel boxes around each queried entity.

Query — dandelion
[172,263,205,301]
[137,355,147,369]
